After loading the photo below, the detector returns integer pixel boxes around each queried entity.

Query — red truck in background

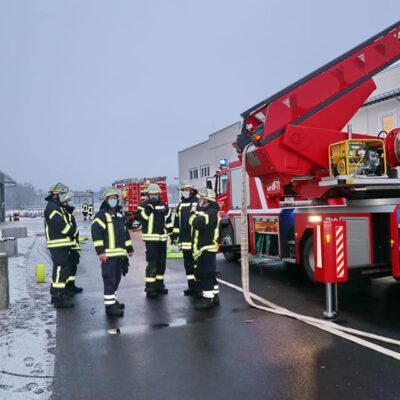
[112,177,168,229]
[213,20,400,284]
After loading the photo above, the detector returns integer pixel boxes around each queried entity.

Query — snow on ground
[0,218,56,399]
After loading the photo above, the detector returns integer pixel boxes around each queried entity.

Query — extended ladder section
[236,20,400,152]
[234,21,400,206]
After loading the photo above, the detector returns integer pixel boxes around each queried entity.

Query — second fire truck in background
[112,177,168,229]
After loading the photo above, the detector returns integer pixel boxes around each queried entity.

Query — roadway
[51,221,400,400]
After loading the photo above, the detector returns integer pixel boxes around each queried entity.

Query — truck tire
[302,235,315,282]
[221,226,240,262]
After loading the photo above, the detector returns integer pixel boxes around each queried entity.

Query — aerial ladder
[235,20,400,208]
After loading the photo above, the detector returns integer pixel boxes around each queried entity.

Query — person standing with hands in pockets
[91,187,133,317]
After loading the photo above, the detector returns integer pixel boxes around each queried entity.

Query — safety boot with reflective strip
[195,290,216,310]
[156,275,168,294]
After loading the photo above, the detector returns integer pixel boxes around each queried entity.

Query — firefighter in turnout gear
[44,183,77,308]
[138,183,173,298]
[82,201,89,220]
[189,188,221,310]
[88,203,94,220]
[62,192,83,294]
[172,180,199,295]
[91,188,133,317]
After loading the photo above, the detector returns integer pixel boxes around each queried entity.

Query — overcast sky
[0,0,399,191]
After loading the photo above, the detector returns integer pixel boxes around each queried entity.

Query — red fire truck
[113,177,168,229]
[214,20,400,284]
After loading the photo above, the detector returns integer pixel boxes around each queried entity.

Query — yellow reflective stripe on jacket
[188,214,196,225]
[105,248,127,257]
[148,212,154,234]
[145,277,156,283]
[46,237,73,248]
[93,218,106,229]
[197,211,209,225]
[165,222,173,229]
[105,213,115,249]
[180,242,192,250]
[125,239,132,247]
[142,234,168,241]
[173,227,180,234]
[138,206,149,221]
[93,240,104,247]
[49,210,63,220]
[61,223,72,235]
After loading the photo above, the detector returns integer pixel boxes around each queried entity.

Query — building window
[200,164,210,178]
[380,111,397,133]
[189,168,199,180]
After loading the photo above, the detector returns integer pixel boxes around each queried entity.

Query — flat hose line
[217,143,400,361]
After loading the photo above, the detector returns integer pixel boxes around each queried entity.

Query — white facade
[179,64,400,187]
[178,122,241,188]
[348,63,400,134]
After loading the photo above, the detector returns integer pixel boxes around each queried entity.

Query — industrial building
[0,170,16,222]
[179,63,400,187]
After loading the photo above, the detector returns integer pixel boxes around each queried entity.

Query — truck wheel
[221,226,240,262]
[302,236,315,282]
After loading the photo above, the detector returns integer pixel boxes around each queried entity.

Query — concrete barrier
[0,238,18,257]
[0,253,9,309]
[1,226,27,238]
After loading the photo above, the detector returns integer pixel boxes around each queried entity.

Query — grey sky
[0,0,399,191]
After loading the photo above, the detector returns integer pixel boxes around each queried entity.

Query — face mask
[68,201,75,208]
[182,191,190,199]
[59,194,67,203]
[108,198,118,208]
[149,195,158,201]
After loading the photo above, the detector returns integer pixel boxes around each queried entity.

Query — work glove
[122,257,130,277]
[145,204,154,214]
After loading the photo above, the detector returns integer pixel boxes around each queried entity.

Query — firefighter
[44,183,76,308]
[82,201,88,220]
[91,188,133,317]
[138,183,173,298]
[172,180,199,295]
[62,192,83,294]
[88,203,94,220]
[189,188,221,310]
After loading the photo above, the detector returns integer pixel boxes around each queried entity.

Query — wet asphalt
[51,221,400,400]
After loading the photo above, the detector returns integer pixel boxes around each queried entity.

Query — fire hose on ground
[218,143,400,361]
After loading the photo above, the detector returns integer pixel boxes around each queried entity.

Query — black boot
[157,287,168,294]
[146,289,159,298]
[214,294,220,306]
[195,297,216,310]
[105,303,124,317]
[70,283,83,293]
[183,287,197,296]
[54,296,74,309]
[115,300,125,310]
[64,288,75,298]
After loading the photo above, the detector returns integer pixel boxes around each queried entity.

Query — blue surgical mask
[68,201,75,207]
[59,194,67,203]
[108,198,118,208]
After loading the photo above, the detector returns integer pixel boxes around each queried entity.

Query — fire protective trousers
[183,250,196,288]
[195,250,217,292]
[101,257,123,306]
[49,248,71,297]
[145,241,167,291]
